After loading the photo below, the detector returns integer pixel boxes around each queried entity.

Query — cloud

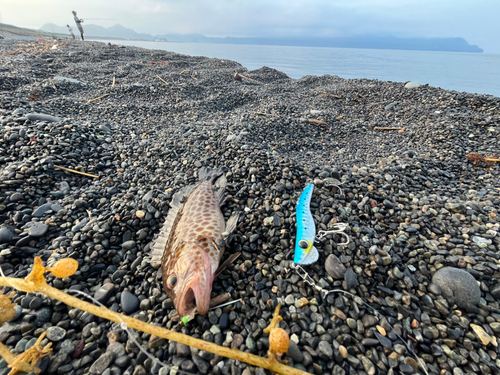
[2,0,498,52]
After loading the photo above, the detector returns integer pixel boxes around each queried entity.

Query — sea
[94,39,500,97]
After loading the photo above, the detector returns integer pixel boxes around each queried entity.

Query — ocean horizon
[93,39,500,97]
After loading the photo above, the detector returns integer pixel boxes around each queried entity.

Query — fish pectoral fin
[215,252,241,278]
[224,213,240,236]
[210,238,222,252]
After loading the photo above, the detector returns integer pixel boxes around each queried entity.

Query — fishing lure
[294,183,350,265]
[294,184,318,265]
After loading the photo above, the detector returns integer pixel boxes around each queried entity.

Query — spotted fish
[294,184,318,265]
[150,168,239,316]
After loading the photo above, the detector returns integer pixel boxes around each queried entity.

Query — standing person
[72,11,84,40]
[66,24,75,39]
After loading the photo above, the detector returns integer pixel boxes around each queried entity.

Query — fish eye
[167,275,177,288]
[298,240,309,249]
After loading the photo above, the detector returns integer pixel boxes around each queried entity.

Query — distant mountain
[39,23,483,53]
[40,23,154,41]
[158,34,483,53]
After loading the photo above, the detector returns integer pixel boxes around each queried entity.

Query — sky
[2,0,499,53]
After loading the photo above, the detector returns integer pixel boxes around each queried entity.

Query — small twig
[112,76,115,87]
[50,79,58,92]
[319,93,341,99]
[156,75,169,85]
[191,75,197,80]
[179,69,189,75]
[234,73,259,83]
[356,92,366,99]
[466,153,500,165]
[254,112,278,117]
[86,93,110,104]
[309,119,327,125]
[373,127,403,130]
[54,165,99,178]
[335,115,343,120]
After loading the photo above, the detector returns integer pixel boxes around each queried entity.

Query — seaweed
[0,257,309,375]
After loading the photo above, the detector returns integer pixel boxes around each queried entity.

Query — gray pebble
[432,267,481,308]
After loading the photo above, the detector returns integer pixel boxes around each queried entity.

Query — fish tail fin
[198,167,229,205]
[198,167,228,182]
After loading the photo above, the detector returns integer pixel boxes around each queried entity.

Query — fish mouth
[180,287,196,315]
[177,278,211,316]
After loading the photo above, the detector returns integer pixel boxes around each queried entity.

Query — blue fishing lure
[294,184,319,265]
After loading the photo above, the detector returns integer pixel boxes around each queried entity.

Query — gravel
[0,37,499,375]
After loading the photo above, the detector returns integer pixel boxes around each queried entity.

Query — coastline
[0,38,499,375]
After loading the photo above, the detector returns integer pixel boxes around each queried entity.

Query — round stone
[432,267,481,308]
[404,81,421,89]
[325,254,346,279]
[28,222,49,237]
[46,326,67,342]
[120,290,140,314]
[0,227,16,244]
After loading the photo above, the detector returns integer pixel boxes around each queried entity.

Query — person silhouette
[72,11,84,40]
[66,25,75,39]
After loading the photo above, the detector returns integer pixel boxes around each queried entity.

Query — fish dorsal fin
[149,185,194,268]
[295,246,319,265]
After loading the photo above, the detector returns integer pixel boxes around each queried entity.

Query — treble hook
[315,223,350,245]
[324,181,343,196]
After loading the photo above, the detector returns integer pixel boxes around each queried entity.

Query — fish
[294,184,319,265]
[150,168,239,316]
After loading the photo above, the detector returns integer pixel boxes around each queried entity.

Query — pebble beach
[0,38,499,375]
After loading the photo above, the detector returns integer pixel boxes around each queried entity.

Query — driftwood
[54,165,99,178]
[309,119,327,125]
[254,112,278,117]
[156,75,169,85]
[86,93,110,104]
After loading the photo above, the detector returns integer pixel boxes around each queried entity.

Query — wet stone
[9,192,23,202]
[94,283,116,304]
[287,341,304,363]
[28,222,49,237]
[177,343,191,357]
[192,355,210,374]
[120,290,140,314]
[32,203,52,217]
[325,254,347,279]
[0,227,15,244]
[317,341,333,359]
[362,315,377,328]
[399,363,416,374]
[219,313,229,330]
[46,326,66,342]
[344,268,357,290]
[374,331,393,350]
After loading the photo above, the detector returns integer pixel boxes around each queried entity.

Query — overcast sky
[2,0,499,53]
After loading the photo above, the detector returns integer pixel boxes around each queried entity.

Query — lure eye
[298,240,309,249]
[167,275,178,288]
